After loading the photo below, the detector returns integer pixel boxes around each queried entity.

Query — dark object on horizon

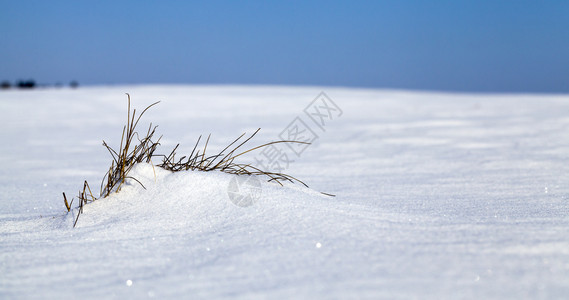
[70,80,79,88]
[17,80,36,89]
[1,81,11,89]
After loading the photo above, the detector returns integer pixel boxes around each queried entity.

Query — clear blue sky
[1,0,568,92]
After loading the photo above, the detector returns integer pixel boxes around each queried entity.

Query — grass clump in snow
[64,94,311,227]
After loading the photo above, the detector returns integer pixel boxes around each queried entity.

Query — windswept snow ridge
[65,163,330,232]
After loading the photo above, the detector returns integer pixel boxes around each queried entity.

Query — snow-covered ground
[1,85,568,299]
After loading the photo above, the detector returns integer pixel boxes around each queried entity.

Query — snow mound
[67,163,334,236]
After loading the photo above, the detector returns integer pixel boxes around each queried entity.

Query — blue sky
[1,0,568,92]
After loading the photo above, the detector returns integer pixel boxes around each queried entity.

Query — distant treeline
[1,80,79,90]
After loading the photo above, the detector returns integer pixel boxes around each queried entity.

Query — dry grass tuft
[157,129,309,187]
[64,94,320,227]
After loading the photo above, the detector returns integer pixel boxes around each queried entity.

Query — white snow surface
[1,85,568,299]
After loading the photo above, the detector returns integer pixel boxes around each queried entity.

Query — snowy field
[1,85,568,299]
